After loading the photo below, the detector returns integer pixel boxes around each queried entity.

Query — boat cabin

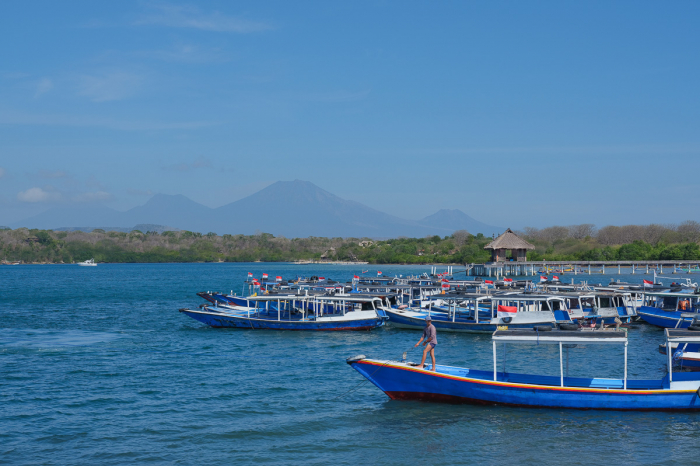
[646,292,700,313]
[492,329,630,388]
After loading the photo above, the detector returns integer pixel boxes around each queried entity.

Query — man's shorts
[429,342,437,349]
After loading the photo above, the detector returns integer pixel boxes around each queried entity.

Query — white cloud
[34,78,53,98]
[135,3,271,33]
[17,186,113,203]
[78,72,143,102]
[17,187,61,203]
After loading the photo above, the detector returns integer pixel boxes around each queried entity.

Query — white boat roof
[645,291,699,298]
[492,329,628,344]
[315,295,382,302]
[665,329,700,343]
[491,294,568,302]
[245,294,380,302]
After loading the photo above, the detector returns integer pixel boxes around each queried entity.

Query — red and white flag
[262,273,268,280]
[643,279,654,286]
[377,271,382,276]
[276,276,282,282]
[248,272,253,279]
[353,275,359,279]
[540,276,548,282]
[552,276,560,281]
[497,305,518,318]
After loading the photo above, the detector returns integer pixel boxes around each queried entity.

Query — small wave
[0,328,123,350]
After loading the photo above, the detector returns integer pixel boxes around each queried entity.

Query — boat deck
[397,363,700,391]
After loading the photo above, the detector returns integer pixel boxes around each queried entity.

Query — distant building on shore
[484,228,535,262]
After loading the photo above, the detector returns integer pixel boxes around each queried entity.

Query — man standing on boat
[415,315,437,371]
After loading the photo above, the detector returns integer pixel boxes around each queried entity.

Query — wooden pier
[467,261,700,278]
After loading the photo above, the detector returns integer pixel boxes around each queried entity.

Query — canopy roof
[484,228,535,250]
[644,291,699,298]
[666,329,700,343]
[493,329,628,344]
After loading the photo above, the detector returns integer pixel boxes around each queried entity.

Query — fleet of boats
[179,270,700,411]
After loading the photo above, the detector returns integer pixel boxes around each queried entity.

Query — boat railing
[491,329,629,388]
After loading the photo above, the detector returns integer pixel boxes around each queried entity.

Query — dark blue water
[2,263,700,465]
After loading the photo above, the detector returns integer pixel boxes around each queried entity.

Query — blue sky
[1,1,699,228]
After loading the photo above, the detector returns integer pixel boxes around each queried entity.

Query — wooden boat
[637,291,700,328]
[347,328,700,410]
[384,292,574,333]
[553,290,638,321]
[659,341,700,369]
[180,294,389,330]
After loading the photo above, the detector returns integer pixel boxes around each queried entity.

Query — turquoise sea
[2,263,700,465]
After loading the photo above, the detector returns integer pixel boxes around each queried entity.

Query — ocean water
[2,263,700,465]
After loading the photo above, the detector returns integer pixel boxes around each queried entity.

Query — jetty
[468,261,700,278]
[470,229,700,277]
[293,260,369,265]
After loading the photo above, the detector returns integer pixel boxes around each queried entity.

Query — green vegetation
[1,222,699,264]
[522,222,700,261]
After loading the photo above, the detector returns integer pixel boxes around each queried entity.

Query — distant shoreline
[1,261,465,266]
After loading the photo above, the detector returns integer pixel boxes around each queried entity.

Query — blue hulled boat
[347,328,700,410]
[659,341,700,369]
[637,291,700,328]
[180,295,388,331]
[385,293,573,333]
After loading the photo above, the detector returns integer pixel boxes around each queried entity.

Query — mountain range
[10,180,503,238]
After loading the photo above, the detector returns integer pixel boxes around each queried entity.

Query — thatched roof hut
[484,228,535,262]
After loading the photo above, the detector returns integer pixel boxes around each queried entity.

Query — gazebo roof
[484,228,535,250]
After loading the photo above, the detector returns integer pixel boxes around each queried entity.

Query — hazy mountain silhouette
[212,180,431,237]
[12,180,502,238]
[11,194,209,232]
[418,209,502,237]
[124,194,211,231]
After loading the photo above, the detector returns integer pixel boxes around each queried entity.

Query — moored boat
[637,291,700,328]
[347,328,700,410]
[385,292,573,333]
[180,294,389,330]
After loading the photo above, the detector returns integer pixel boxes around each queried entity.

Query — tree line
[0,221,699,264]
[519,222,700,261]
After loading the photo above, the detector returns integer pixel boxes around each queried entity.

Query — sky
[1,1,699,229]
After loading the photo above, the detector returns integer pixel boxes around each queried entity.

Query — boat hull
[350,359,700,411]
[637,307,698,329]
[180,309,384,331]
